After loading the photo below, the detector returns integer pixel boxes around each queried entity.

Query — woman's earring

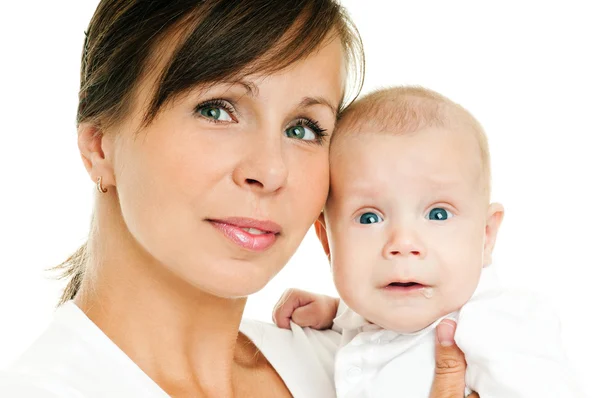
[96,176,108,193]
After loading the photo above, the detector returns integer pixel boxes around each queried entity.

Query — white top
[0,302,340,397]
[332,267,583,398]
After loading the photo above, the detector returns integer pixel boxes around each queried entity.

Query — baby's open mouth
[387,282,422,288]
[383,282,428,295]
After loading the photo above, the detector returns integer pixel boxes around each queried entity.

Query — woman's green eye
[285,125,316,141]
[358,212,382,224]
[428,208,453,221]
[198,106,233,122]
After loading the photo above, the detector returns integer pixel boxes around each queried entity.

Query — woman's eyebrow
[298,96,338,116]
[225,79,259,96]
[226,80,337,116]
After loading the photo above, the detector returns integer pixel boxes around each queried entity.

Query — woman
[0,1,476,396]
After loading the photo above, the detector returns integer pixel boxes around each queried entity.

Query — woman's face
[103,37,346,298]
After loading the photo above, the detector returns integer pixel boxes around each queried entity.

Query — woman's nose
[232,131,289,194]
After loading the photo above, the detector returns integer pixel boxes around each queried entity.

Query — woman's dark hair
[57,0,364,304]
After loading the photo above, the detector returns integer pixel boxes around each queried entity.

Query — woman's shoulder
[0,373,64,398]
[0,370,81,398]
[1,302,168,398]
[240,318,341,398]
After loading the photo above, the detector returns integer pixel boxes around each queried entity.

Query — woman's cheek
[296,152,330,217]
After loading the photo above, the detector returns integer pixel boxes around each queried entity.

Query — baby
[273,87,581,397]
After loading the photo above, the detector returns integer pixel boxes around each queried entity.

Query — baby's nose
[388,247,421,257]
[383,233,426,259]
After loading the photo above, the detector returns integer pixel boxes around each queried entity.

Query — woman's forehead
[131,32,346,117]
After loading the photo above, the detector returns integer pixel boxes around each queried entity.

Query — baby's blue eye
[428,208,453,221]
[359,212,382,224]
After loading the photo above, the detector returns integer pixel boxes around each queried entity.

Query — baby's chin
[364,305,446,334]
[355,285,476,333]
[373,315,439,334]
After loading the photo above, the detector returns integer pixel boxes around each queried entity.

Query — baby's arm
[272,288,339,330]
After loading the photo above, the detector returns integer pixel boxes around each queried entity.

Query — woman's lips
[208,217,281,252]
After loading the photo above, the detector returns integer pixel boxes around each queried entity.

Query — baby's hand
[272,288,339,330]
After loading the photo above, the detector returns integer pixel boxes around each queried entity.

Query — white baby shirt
[332,267,583,398]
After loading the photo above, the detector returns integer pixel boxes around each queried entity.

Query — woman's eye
[284,118,326,143]
[358,212,382,225]
[198,106,233,122]
[428,208,454,221]
[285,125,316,141]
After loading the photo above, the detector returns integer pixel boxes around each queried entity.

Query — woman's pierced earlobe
[96,176,108,194]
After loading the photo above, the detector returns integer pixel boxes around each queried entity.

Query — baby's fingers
[290,303,326,329]
[272,288,315,329]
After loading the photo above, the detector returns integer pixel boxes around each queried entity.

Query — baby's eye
[358,212,383,224]
[198,106,233,122]
[427,208,454,221]
[285,125,316,141]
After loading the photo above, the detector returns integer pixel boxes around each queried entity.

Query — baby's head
[316,87,504,333]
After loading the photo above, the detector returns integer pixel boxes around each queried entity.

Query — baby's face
[325,127,497,333]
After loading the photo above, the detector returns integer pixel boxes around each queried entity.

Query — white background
[0,1,598,396]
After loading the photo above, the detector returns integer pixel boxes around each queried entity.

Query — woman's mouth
[208,217,281,252]
[240,227,270,235]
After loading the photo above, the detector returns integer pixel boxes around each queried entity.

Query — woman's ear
[314,212,330,260]
[483,203,504,266]
[77,122,116,189]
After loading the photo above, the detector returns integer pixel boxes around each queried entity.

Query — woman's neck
[74,198,254,396]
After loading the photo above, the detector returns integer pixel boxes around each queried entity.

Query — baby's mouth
[383,281,430,296]
[387,282,422,288]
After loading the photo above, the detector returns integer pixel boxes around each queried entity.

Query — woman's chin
[171,261,276,299]
[201,279,269,299]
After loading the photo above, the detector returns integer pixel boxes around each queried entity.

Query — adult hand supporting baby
[429,319,479,398]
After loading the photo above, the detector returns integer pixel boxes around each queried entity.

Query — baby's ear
[483,203,504,266]
[314,213,331,261]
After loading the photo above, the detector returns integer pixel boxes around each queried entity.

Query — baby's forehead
[327,131,488,210]
[331,87,491,196]
[331,127,483,177]
[329,129,488,206]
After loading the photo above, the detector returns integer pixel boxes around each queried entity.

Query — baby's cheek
[439,270,481,314]
[332,261,358,295]
[437,241,484,307]
[332,260,369,310]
